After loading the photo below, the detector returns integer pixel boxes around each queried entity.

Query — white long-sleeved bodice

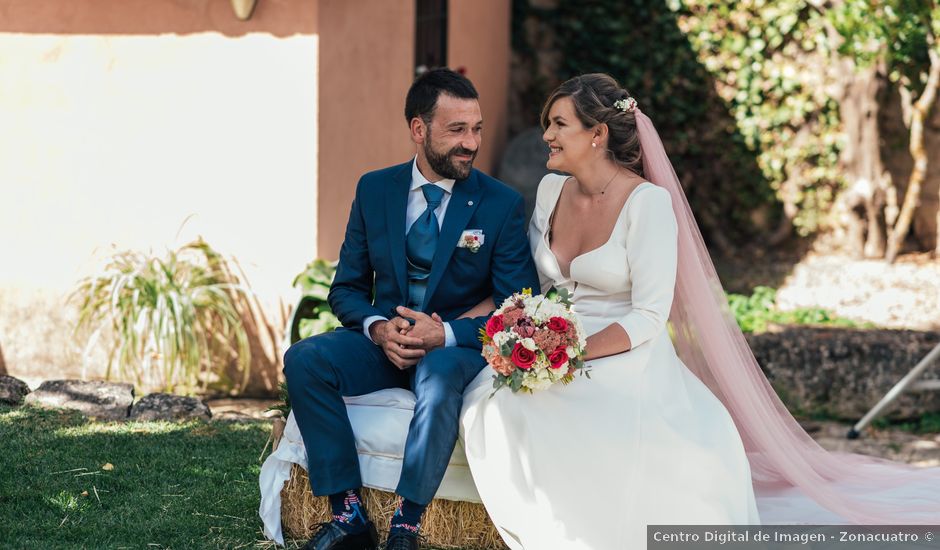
[460,173,760,550]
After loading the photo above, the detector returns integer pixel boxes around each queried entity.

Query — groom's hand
[369,318,426,369]
[395,306,445,351]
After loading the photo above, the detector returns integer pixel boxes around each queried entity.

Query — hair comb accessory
[613,97,638,113]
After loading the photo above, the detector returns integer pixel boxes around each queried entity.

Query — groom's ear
[410,116,429,145]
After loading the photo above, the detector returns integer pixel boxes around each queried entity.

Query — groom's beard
[424,134,477,180]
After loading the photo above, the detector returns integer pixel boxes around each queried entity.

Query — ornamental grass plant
[70,237,252,395]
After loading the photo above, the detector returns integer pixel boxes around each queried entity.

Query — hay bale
[281,464,508,549]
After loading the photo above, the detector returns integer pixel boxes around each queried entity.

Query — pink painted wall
[314,0,512,260]
[316,0,416,260]
[449,0,511,175]
[0,0,318,393]
[0,0,313,36]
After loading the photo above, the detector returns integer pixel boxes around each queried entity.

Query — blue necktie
[405,184,445,309]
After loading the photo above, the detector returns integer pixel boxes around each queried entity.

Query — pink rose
[510,342,536,370]
[514,324,536,338]
[547,316,568,333]
[548,346,569,369]
[485,315,505,338]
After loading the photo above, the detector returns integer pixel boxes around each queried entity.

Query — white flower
[494,295,516,314]
[522,368,554,391]
[548,366,567,382]
[573,317,588,349]
[525,297,567,324]
[520,338,537,351]
[492,331,511,349]
[523,302,540,320]
[614,97,638,113]
[533,355,550,371]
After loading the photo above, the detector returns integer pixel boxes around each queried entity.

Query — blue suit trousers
[283,327,486,505]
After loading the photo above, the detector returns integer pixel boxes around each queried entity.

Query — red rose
[547,316,568,333]
[548,346,569,369]
[485,315,505,338]
[510,342,536,370]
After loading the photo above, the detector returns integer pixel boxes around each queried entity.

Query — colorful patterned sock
[388,496,426,537]
[328,488,369,534]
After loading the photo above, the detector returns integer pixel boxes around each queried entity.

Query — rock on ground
[130,392,211,421]
[206,397,280,421]
[23,379,134,420]
[0,375,30,405]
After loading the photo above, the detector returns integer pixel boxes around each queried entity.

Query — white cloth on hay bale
[258,387,482,545]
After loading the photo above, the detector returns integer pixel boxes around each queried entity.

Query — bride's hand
[458,297,496,319]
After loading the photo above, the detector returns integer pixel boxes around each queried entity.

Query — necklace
[580,167,620,196]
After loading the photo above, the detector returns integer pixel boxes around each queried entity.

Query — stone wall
[747,326,940,420]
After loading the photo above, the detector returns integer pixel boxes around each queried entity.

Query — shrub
[71,238,252,395]
[727,286,862,334]
[291,259,341,340]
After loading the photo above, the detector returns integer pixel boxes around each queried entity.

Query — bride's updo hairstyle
[540,73,644,177]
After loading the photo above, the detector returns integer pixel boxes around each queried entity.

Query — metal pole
[847,342,940,439]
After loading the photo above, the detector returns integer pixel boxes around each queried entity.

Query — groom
[283,68,539,550]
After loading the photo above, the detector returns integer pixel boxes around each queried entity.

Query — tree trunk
[935,47,940,257]
[886,45,940,263]
[835,58,888,258]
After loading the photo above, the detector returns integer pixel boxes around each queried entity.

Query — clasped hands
[369,306,445,369]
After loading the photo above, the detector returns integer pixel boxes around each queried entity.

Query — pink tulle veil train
[636,109,940,524]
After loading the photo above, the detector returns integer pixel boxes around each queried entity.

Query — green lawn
[0,404,295,549]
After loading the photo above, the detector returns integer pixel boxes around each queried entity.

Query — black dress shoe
[382,531,420,550]
[303,521,379,550]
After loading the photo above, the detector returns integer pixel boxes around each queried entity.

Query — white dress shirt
[363,157,458,348]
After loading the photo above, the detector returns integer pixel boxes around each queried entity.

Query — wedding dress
[460,174,761,550]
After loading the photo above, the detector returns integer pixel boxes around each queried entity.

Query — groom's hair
[405,68,479,124]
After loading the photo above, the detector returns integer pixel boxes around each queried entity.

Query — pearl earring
[591,142,597,148]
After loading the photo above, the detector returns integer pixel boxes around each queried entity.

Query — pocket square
[457,229,484,253]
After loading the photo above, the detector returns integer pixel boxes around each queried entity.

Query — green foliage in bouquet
[71,238,252,395]
[291,259,341,339]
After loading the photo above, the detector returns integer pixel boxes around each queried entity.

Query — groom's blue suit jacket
[328,160,540,349]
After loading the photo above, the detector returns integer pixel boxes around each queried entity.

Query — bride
[459,73,940,549]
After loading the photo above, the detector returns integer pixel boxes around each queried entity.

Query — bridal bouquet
[479,288,589,394]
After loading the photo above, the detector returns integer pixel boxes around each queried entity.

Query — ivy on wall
[672,0,844,236]
[514,0,846,243]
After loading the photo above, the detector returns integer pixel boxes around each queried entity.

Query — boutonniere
[458,229,484,253]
